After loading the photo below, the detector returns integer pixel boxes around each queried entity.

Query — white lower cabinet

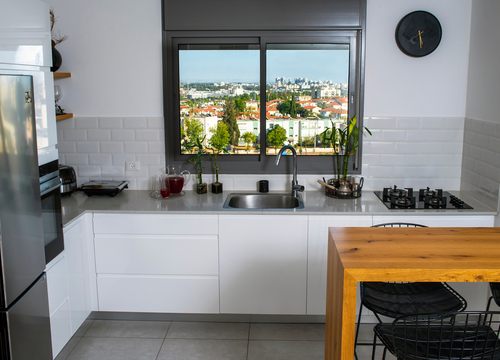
[46,214,94,359]
[372,215,495,227]
[46,255,71,358]
[219,215,308,315]
[307,215,373,315]
[93,214,220,313]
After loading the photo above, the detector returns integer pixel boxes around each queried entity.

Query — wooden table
[325,227,500,360]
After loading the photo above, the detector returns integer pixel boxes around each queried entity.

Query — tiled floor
[55,320,395,360]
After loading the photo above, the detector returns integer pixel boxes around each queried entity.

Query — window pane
[179,45,260,155]
[266,44,349,155]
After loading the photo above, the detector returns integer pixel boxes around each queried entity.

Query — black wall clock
[395,11,442,57]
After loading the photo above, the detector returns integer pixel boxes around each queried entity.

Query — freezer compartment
[0,273,52,360]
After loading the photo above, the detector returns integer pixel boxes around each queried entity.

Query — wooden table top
[329,227,500,282]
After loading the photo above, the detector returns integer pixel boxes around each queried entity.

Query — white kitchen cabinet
[93,214,220,313]
[46,254,71,358]
[307,215,373,315]
[219,215,308,315]
[64,214,94,334]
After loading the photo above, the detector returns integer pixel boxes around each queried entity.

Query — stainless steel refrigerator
[0,74,52,359]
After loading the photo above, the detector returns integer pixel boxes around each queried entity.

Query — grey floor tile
[248,340,324,360]
[55,336,82,360]
[356,323,377,343]
[84,320,171,338]
[356,344,396,360]
[157,339,248,360]
[166,321,249,340]
[74,319,94,337]
[250,323,325,341]
[66,337,163,360]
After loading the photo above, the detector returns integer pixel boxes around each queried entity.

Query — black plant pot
[51,47,62,72]
[196,183,207,194]
[211,182,223,194]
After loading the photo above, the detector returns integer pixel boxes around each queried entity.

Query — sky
[179,49,349,84]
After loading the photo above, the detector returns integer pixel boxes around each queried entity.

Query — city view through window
[179,44,350,156]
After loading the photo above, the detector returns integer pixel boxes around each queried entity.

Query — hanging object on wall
[395,10,442,57]
[49,7,67,72]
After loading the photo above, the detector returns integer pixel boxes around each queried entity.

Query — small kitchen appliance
[79,180,129,197]
[374,186,473,210]
[59,164,77,196]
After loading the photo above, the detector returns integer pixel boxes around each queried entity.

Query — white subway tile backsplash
[124,142,148,154]
[489,137,500,153]
[382,130,406,142]
[379,154,406,166]
[136,154,161,166]
[112,154,136,166]
[394,142,421,154]
[430,130,463,142]
[364,117,396,129]
[57,141,76,154]
[100,142,124,154]
[471,119,484,133]
[147,142,164,154]
[87,129,111,141]
[75,117,98,129]
[464,131,476,145]
[99,117,123,129]
[393,166,418,178]
[404,154,431,166]
[101,166,125,178]
[77,166,101,179]
[396,117,421,129]
[124,117,147,129]
[76,142,100,154]
[63,129,87,141]
[420,117,445,129]
[406,130,434,142]
[65,153,89,165]
[136,130,160,142]
[57,118,75,129]
[147,117,164,129]
[483,122,497,136]
[365,142,395,154]
[111,130,135,142]
[444,118,464,130]
[89,154,112,166]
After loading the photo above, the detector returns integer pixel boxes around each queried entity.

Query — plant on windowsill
[188,135,207,194]
[321,116,371,190]
[208,122,230,194]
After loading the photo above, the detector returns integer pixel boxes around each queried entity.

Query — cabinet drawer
[94,235,218,275]
[46,255,69,316]
[372,215,495,227]
[93,214,218,235]
[97,275,219,313]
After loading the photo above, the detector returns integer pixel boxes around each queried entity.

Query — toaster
[59,164,77,196]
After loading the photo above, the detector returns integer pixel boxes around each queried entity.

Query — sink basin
[223,193,304,209]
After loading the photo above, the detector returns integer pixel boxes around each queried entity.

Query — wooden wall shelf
[53,72,71,78]
[56,113,73,121]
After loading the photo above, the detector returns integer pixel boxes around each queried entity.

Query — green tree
[290,93,297,118]
[267,125,287,152]
[181,118,204,153]
[221,99,240,146]
[234,98,246,113]
[241,131,257,153]
[208,122,230,183]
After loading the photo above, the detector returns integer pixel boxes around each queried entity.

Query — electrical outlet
[126,161,140,171]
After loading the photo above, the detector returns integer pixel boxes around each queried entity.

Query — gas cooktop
[374,186,473,210]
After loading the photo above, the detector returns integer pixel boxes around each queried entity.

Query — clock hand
[411,31,425,48]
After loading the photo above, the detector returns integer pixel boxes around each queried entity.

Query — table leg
[325,237,358,360]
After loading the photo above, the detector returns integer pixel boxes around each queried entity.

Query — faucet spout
[276,145,304,198]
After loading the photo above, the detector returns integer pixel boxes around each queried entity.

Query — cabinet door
[219,215,308,315]
[64,216,92,334]
[372,215,494,227]
[307,215,373,315]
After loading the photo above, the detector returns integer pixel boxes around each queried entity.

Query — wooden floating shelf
[56,113,73,121]
[53,72,71,78]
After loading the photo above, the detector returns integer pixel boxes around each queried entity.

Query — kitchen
[1,0,500,360]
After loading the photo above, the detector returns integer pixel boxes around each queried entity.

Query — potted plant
[208,122,230,194]
[321,116,371,186]
[188,135,207,194]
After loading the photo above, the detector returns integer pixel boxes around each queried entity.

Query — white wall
[466,0,500,124]
[364,0,472,117]
[45,0,163,117]
[44,0,477,190]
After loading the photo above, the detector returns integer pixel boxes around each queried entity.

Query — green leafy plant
[209,122,230,183]
[267,124,287,152]
[240,131,257,153]
[188,135,206,185]
[321,116,372,181]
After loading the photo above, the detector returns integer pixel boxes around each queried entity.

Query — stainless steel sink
[223,193,304,209]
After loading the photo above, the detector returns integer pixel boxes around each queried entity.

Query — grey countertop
[61,189,498,227]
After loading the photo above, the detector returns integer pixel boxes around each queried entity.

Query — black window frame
[162,4,366,175]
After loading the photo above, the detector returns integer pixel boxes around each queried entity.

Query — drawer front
[94,235,218,275]
[46,255,69,315]
[372,215,495,227]
[97,275,219,313]
[93,214,218,235]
